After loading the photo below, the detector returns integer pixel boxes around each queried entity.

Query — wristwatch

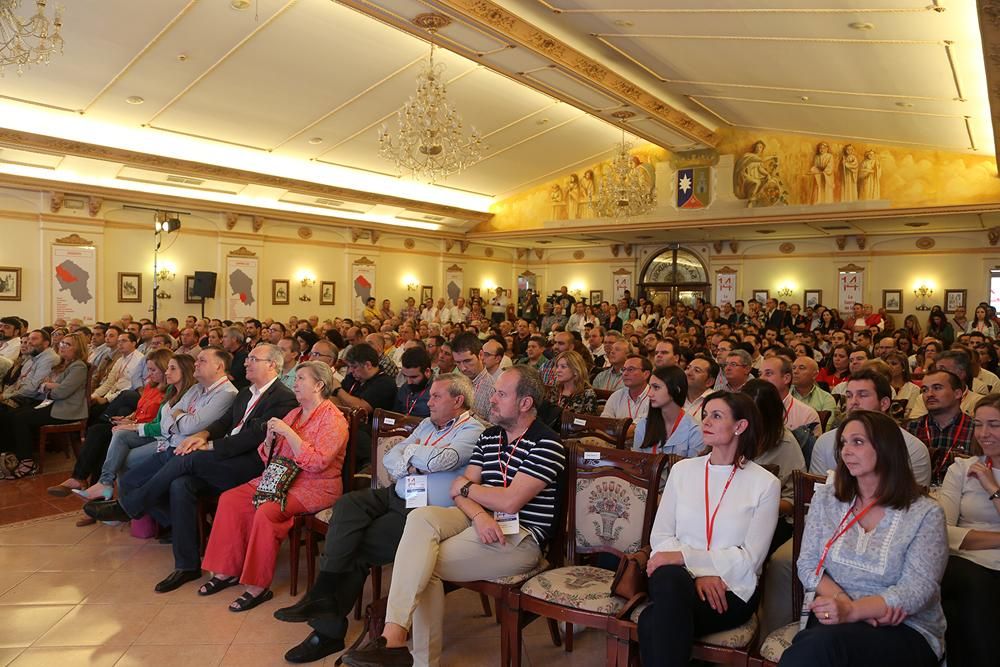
[989,488,1000,501]
[460,480,474,498]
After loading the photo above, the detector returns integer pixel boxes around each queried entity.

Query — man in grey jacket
[0,329,59,407]
[276,374,484,663]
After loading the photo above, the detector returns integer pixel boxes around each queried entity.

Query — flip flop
[198,575,240,597]
[229,588,274,612]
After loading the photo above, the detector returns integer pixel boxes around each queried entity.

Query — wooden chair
[36,364,94,473]
[752,471,827,666]
[816,410,831,432]
[560,411,632,450]
[593,388,614,413]
[504,444,668,667]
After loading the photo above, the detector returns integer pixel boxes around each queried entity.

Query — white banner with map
[352,257,376,320]
[444,265,463,306]
[52,244,96,324]
[226,253,258,320]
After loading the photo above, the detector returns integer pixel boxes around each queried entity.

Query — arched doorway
[639,245,711,308]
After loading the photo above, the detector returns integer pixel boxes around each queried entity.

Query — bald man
[790,355,836,414]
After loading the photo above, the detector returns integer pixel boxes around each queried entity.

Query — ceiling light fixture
[230,0,251,10]
[848,21,874,30]
[0,0,64,76]
[378,13,482,183]
[125,95,144,105]
[594,111,655,220]
[307,137,323,145]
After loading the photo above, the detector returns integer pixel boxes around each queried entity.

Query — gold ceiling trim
[690,94,964,119]
[0,128,492,223]
[839,263,865,272]
[657,77,947,102]
[353,256,376,265]
[228,246,258,257]
[975,0,1000,158]
[54,233,95,246]
[534,1,929,15]
[722,122,975,153]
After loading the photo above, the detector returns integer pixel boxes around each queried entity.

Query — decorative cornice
[225,212,238,230]
[839,263,865,272]
[50,192,64,214]
[446,263,463,271]
[54,233,94,246]
[715,265,737,274]
[353,256,376,266]
[613,267,632,275]
[227,246,257,257]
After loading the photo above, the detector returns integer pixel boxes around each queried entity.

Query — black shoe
[284,631,345,663]
[83,499,131,523]
[340,637,413,667]
[154,569,202,593]
[274,591,338,623]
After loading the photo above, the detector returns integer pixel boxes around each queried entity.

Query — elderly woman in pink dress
[198,361,348,612]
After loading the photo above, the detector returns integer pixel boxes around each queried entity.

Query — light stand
[152,212,181,324]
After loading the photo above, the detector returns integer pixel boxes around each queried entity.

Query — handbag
[610,545,651,599]
[251,435,301,511]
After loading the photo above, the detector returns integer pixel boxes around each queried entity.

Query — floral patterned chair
[560,411,632,450]
[503,443,668,666]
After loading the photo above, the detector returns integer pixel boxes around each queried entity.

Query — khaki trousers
[386,506,542,667]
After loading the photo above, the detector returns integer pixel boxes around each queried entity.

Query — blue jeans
[98,430,155,485]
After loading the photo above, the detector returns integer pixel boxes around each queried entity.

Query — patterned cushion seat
[565,436,615,450]
[630,603,759,648]
[484,558,550,585]
[315,507,333,524]
[759,622,799,661]
[520,565,622,614]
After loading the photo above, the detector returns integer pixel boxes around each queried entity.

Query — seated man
[0,329,58,409]
[601,354,652,422]
[340,366,566,667]
[330,343,398,470]
[394,347,433,418]
[276,374,484,663]
[84,345,297,593]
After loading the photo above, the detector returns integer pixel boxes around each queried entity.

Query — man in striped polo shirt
[341,365,566,667]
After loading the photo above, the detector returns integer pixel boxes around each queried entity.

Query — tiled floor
[0,454,610,666]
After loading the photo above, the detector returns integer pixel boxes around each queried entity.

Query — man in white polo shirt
[601,355,652,422]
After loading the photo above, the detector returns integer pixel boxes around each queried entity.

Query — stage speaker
[192,271,217,298]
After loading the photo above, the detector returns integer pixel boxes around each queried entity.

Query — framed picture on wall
[420,286,433,304]
[752,289,769,305]
[319,281,335,306]
[272,279,290,306]
[882,289,903,314]
[803,290,822,309]
[944,289,967,314]
[117,272,142,303]
[590,290,603,305]
[0,266,21,301]
[184,275,202,304]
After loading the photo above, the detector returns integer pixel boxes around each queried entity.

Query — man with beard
[394,348,433,418]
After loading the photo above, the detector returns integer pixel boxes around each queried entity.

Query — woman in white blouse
[639,391,780,666]
[938,395,1000,667]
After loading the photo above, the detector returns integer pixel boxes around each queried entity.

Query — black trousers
[941,555,1000,667]
[73,392,147,481]
[779,615,937,667]
[118,449,264,571]
[308,486,410,641]
[638,565,759,667]
[3,403,74,460]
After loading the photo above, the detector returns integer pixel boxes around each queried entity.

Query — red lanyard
[782,395,793,422]
[815,500,878,575]
[405,386,428,415]
[925,413,967,478]
[422,415,471,448]
[498,431,526,488]
[704,459,739,550]
[653,409,685,454]
[627,388,649,419]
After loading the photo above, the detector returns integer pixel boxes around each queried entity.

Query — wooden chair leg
[36,433,46,474]
[564,622,573,652]
[479,592,492,618]
[305,529,316,589]
[355,570,368,620]
[288,521,300,596]
[546,618,562,647]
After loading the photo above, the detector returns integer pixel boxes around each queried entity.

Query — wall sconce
[156,268,175,283]
[914,283,934,311]
[776,286,793,298]
[300,276,315,288]
[155,288,171,300]
[299,293,312,302]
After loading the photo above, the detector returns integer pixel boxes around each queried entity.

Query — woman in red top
[47,348,172,498]
[199,361,349,612]
[816,343,851,389]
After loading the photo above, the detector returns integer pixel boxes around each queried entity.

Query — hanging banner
[612,268,633,303]
[226,248,258,320]
[352,256,377,320]
[838,263,864,313]
[444,264,463,306]
[715,267,737,307]
[52,236,97,324]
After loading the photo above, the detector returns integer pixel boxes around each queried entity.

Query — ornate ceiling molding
[0,128,493,224]
[227,246,257,257]
[977,0,1000,157]
[54,233,94,246]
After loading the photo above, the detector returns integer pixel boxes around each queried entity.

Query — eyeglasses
[246,356,271,364]
[311,352,333,359]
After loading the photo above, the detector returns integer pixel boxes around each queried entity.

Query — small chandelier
[378,14,482,182]
[595,116,656,219]
[0,0,64,76]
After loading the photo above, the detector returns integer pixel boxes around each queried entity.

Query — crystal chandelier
[595,128,656,219]
[378,31,482,183]
[0,0,64,76]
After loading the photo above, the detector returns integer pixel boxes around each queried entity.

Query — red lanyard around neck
[627,387,649,419]
[815,499,878,575]
[925,413,967,478]
[498,430,526,488]
[704,459,739,550]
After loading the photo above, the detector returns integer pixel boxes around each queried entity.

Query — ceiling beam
[977,1,1000,159]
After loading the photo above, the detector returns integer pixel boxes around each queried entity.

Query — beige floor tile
[132,603,247,645]
[0,605,74,648]
[117,544,176,572]
[0,574,28,599]
[221,643,302,667]
[115,644,229,667]
[81,570,168,605]
[0,547,54,573]
[34,603,161,647]
[0,571,111,606]
[231,603,320,645]
[37,545,140,572]
[0,648,22,666]
[75,524,148,547]
[0,520,93,547]
[8,646,125,667]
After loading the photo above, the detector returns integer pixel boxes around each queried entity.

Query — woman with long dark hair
[634,366,703,457]
[817,343,851,388]
[926,310,954,348]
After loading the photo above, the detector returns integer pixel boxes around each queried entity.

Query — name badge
[799,589,817,630]
[404,475,428,508]
[494,511,520,535]
[34,399,53,410]
[573,418,587,426]
[385,417,396,425]
[584,451,601,461]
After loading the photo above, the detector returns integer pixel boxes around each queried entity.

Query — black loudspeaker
[192,271,217,298]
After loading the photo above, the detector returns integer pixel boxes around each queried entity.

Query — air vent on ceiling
[537,240,552,244]
[636,235,653,239]
[422,215,445,222]
[166,175,205,186]
[821,225,851,230]
[905,222,930,228]
[315,198,345,207]
[756,229,776,234]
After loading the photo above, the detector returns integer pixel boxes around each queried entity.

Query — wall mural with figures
[480,127,1000,232]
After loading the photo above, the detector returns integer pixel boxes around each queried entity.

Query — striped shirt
[469,420,566,544]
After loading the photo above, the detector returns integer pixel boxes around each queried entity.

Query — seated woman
[937,395,1000,667]
[884,351,926,421]
[0,332,90,478]
[47,348,171,497]
[548,350,597,415]
[780,410,948,667]
[71,354,197,501]
[816,343,851,389]
[741,380,806,553]
[633,365,703,457]
[199,361,348,611]
[640,392,780,666]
